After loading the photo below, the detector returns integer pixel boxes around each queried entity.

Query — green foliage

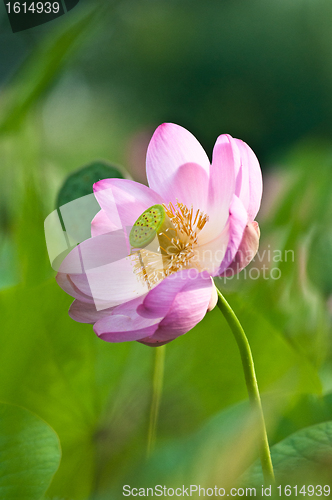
[243,419,332,487]
[0,280,148,498]
[0,5,98,133]
[1,1,332,497]
[308,227,332,296]
[0,402,61,500]
[56,161,126,208]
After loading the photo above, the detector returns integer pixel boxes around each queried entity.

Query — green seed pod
[129,204,175,250]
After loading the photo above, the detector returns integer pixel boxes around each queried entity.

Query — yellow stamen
[131,201,209,288]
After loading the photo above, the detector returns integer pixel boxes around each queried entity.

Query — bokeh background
[1,0,332,497]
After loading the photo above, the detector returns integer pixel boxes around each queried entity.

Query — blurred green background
[1,0,332,498]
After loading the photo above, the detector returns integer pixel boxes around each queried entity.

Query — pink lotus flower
[56,123,262,346]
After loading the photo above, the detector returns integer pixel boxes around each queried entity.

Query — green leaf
[54,160,128,250]
[0,7,97,133]
[0,236,19,290]
[0,280,150,499]
[242,420,332,486]
[128,401,256,489]
[307,226,332,296]
[272,393,332,444]
[0,402,61,499]
[56,161,127,208]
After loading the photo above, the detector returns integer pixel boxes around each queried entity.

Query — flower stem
[216,288,275,485]
[147,344,166,458]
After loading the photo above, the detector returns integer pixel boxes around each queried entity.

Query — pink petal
[93,178,163,231]
[202,134,237,243]
[56,272,94,303]
[82,255,149,310]
[161,162,210,216]
[58,232,149,309]
[58,232,129,302]
[195,225,229,275]
[94,270,213,345]
[216,195,248,276]
[222,221,260,276]
[138,337,173,347]
[138,270,213,342]
[137,269,205,319]
[146,123,210,203]
[207,282,218,312]
[91,209,119,237]
[234,139,262,221]
[94,297,160,342]
[68,273,95,300]
[58,231,128,274]
[69,299,115,323]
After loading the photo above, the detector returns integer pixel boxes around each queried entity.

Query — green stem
[147,344,166,458]
[216,288,275,485]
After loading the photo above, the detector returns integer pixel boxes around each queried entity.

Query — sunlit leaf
[0,403,61,500]
[242,420,332,486]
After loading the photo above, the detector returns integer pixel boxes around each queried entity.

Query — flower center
[129,204,175,249]
[130,202,209,288]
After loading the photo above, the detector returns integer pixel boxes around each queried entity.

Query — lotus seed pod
[129,204,175,251]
